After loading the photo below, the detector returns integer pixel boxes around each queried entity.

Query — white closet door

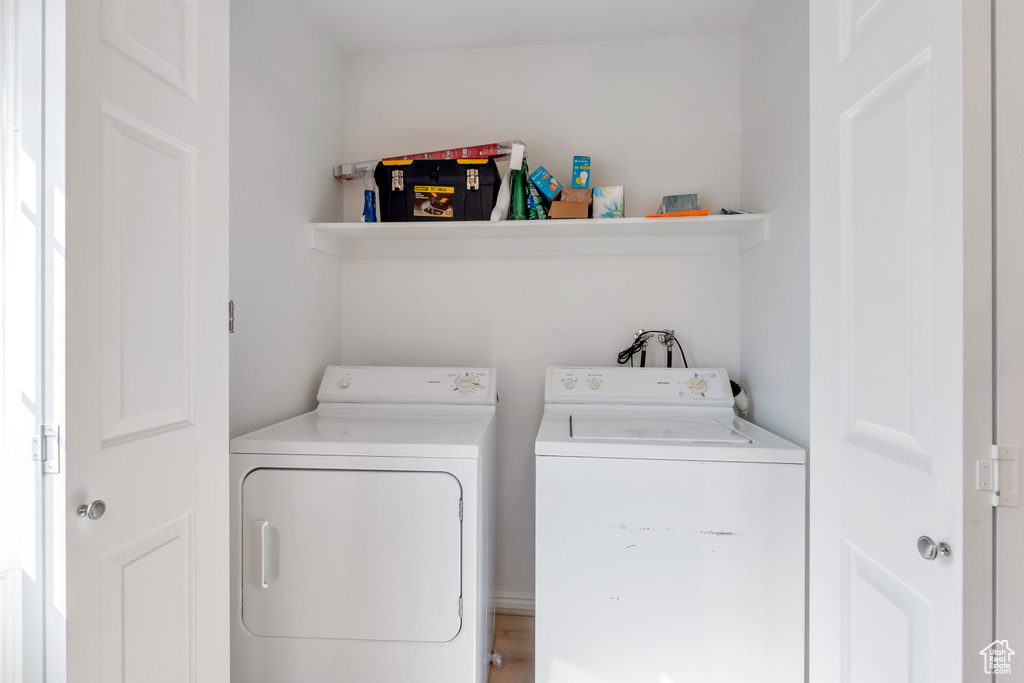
[65,0,229,681]
[809,0,992,681]
[241,469,463,643]
[995,0,1024,664]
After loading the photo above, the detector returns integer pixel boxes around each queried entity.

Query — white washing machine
[535,366,805,683]
[230,366,498,683]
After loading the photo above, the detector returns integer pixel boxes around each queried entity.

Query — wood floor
[489,613,535,683]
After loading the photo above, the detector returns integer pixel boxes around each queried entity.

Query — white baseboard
[493,591,534,616]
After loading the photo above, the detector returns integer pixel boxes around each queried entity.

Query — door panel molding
[839,48,933,471]
[841,541,932,682]
[101,512,195,683]
[98,102,196,447]
[100,0,197,100]
[840,0,907,62]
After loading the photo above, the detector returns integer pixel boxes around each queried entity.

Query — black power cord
[616,330,688,368]
[676,339,688,368]
[616,336,645,366]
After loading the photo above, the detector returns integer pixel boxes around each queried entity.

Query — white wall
[341,256,741,606]
[229,0,348,437]
[338,36,744,605]
[342,36,741,221]
[227,22,811,608]
[739,0,810,450]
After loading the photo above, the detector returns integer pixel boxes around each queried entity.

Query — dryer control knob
[564,379,576,389]
[338,378,350,389]
[687,377,709,394]
[455,375,478,393]
[589,380,601,390]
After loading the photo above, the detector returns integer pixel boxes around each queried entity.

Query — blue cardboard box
[529,166,562,202]
[571,156,591,188]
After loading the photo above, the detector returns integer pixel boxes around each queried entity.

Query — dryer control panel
[545,366,734,408]
[317,366,497,405]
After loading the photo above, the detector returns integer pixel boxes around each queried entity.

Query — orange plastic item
[645,209,712,218]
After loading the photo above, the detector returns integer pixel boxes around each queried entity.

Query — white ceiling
[295,0,764,56]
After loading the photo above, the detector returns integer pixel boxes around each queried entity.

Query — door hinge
[978,445,1019,507]
[31,424,61,474]
[228,300,235,333]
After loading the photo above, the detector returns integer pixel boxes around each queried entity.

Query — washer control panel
[318,366,497,405]
[545,366,734,407]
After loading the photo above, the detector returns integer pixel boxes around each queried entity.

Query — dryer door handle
[253,520,276,589]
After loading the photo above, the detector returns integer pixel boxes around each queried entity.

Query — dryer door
[241,468,463,642]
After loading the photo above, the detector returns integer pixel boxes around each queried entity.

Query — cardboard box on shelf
[548,201,590,219]
[592,186,625,218]
[560,187,592,204]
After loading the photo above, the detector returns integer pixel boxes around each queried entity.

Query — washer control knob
[564,379,576,390]
[455,375,478,393]
[590,380,601,390]
[687,377,709,394]
[338,378,350,389]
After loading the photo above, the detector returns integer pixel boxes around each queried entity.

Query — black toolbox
[373,158,500,222]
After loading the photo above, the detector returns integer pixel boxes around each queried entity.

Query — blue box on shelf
[529,166,562,202]
[571,156,591,188]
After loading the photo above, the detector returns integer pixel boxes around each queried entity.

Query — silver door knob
[917,535,950,560]
[77,500,106,520]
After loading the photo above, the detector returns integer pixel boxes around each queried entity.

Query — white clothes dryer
[535,366,805,683]
[230,366,497,683]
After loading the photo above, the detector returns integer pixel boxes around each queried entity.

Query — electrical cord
[616,330,689,368]
[617,336,645,366]
[676,340,689,368]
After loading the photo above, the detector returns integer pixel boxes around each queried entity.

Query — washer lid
[535,406,806,463]
[571,415,751,444]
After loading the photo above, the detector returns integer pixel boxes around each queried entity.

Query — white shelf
[308,214,769,259]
